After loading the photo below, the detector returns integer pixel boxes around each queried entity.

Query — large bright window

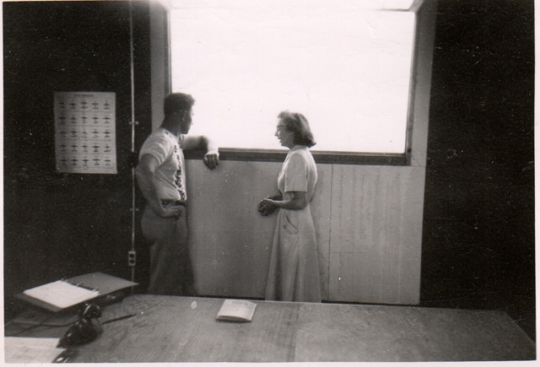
[170,1,416,154]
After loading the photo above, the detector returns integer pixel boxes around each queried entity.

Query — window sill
[184,148,409,166]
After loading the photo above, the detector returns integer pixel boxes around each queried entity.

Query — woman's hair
[278,111,316,148]
[164,93,195,117]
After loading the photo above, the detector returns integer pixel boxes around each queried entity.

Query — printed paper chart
[54,92,117,174]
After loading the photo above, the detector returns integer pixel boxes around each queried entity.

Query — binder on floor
[16,272,138,312]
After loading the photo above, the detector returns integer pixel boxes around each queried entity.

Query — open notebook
[22,280,99,310]
[17,272,138,312]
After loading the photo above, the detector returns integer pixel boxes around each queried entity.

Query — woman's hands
[259,191,308,213]
[258,194,282,216]
[258,200,277,216]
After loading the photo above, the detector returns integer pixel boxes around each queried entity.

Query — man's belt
[161,200,187,207]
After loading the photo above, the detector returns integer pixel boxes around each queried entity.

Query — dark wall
[422,0,535,339]
[3,1,154,315]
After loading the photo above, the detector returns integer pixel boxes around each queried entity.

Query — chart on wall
[54,92,117,174]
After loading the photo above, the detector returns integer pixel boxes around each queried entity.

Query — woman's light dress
[265,145,322,302]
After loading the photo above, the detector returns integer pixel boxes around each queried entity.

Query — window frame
[169,6,418,167]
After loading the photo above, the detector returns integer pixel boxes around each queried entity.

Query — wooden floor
[5,295,536,362]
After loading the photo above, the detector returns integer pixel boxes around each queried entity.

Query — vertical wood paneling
[328,165,425,304]
[185,160,424,305]
[186,160,333,300]
[186,160,281,297]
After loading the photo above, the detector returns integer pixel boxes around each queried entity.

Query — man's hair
[278,111,316,148]
[164,93,195,117]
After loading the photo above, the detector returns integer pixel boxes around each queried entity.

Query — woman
[259,111,321,302]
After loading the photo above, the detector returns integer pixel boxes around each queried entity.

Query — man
[136,92,219,296]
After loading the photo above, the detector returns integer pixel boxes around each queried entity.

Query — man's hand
[182,135,219,169]
[203,151,219,170]
[157,203,185,218]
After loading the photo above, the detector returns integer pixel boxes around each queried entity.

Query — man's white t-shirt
[139,128,187,201]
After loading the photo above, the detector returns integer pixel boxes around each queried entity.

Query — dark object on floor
[57,303,103,348]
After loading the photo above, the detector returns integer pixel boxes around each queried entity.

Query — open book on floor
[216,299,257,322]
